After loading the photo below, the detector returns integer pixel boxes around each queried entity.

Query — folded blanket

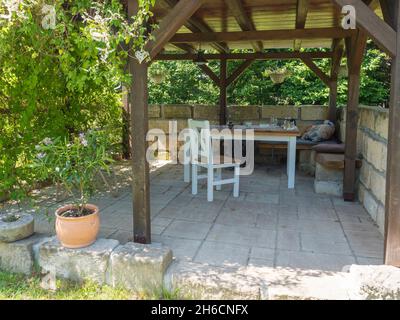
[302,120,335,143]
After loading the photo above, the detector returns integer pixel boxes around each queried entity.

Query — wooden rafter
[225,0,263,52]
[332,0,396,57]
[226,59,255,86]
[169,27,355,43]
[301,57,331,86]
[155,51,334,60]
[145,0,204,59]
[198,64,220,85]
[160,0,229,53]
[379,0,396,28]
[294,0,310,50]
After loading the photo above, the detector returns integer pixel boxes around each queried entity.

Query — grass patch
[0,271,146,300]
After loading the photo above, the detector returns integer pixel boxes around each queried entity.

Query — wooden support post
[343,31,367,201]
[329,39,345,122]
[130,59,151,244]
[219,58,227,125]
[328,81,338,122]
[384,0,400,266]
[122,88,131,159]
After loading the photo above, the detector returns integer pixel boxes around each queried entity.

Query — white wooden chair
[188,119,240,202]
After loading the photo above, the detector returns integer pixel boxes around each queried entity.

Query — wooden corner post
[384,0,400,267]
[128,0,151,244]
[343,30,367,201]
[130,60,151,244]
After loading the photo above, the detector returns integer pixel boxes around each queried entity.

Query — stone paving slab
[28,163,384,273]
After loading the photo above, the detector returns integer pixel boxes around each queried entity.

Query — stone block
[260,106,298,119]
[0,233,50,275]
[227,106,260,122]
[359,107,375,132]
[376,204,385,236]
[314,180,342,196]
[162,105,192,119]
[315,163,343,181]
[164,261,262,299]
[38,237,119,284]
[107,242,172,293]
[349,265,400,299]
[0,213,34,243]
[148,119,188,133]
[362,189,379,221]
[193,105,219,121]
[300,105,328,121]
[369,169,386,205]
[148,105,161,118]
[374,111,389,140]
[365,136,387,173]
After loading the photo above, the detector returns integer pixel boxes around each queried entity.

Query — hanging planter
[150,72,166,84]
[263,68,291,84]
[149,64,169,84]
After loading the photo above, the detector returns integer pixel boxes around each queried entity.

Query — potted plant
[33,131,113,248]
[263,67,291,84]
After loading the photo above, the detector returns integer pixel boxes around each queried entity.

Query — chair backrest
[188,119,212,165]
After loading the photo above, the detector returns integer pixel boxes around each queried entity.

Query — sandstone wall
[339,105,389,234]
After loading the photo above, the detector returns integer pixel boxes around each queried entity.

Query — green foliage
[0,0,155,204]
[149,43,390,107]
[32,131,113,214]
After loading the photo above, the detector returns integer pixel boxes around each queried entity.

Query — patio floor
[34,162,384,272]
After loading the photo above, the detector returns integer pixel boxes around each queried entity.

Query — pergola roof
[152,0,383,53]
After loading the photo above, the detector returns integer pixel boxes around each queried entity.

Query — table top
[211,125,300,136]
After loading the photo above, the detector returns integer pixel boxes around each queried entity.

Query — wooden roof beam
[145,0,204,59]
[160,0,229,53]
[170,27,355,43]
[155,51,334,60]
[332,0,396,57]
[225,0,263,52]
[294,0,310,51]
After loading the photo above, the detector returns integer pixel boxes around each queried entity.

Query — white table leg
[184,135,190,183]
[287,137,296,189]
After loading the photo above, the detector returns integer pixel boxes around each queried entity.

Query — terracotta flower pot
[55,204,100,249]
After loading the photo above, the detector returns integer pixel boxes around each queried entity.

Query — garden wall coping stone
[106,242,173,293]
[0,233,50,275]
[38,237,119,284]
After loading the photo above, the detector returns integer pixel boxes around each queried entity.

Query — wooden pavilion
[124,0,400,267]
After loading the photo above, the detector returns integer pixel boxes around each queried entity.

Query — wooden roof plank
[294,0,310,50]
[225,0,264,51]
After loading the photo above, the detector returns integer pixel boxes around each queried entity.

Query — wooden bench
[315,153,362,170]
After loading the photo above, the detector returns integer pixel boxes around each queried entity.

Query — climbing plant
[0,0,156,202]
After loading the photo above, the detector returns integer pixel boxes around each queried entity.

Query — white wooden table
[183,125,299,189]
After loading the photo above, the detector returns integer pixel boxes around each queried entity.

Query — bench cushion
[312,143,345,154]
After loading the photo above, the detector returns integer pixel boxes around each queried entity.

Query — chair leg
[233,165,240,198]
[192,164,198,195]
[216,168,222,191]
[207,166,214,202]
